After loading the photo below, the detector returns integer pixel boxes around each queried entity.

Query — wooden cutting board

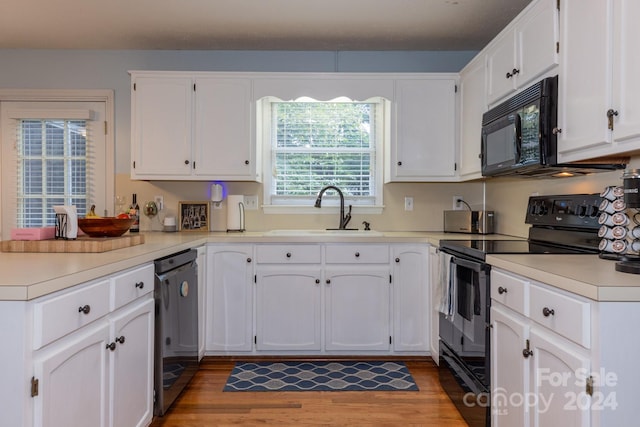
[1,234,145,253]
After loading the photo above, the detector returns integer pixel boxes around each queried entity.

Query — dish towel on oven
[438,252,456,321]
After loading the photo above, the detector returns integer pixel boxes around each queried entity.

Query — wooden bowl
[77,217,135,237]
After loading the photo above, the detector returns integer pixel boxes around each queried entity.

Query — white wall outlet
[244,195,259,210]
[453,196,463,210]
[154,195,164,211]
[404,196,414,211]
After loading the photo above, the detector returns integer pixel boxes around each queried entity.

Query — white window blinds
[269,101,379,206]
[16,118,91,226]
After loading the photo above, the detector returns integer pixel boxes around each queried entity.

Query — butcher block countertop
[0,230,638,302]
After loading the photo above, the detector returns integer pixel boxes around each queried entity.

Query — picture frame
[178,201,209,231]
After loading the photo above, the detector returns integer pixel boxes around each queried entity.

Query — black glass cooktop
[440,239,598,261]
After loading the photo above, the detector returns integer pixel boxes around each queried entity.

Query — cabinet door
[196,246,206,360]
[611,0,640,147]
[206,245,254,352]
[487,28,517,105]
[255,267,322,351]
[391,79,457,180]
[428,246,440,363]
[517,0,559,87]
[557,0,611,159]
[194,78,256,179]
[392,245,429,352]
[459,56,486,179]
[325,267,390,351]
[491,305,530,427]
[131,75,194,177]
[33,321,110,427]
[529,328,591,427]
[109,298,154,427]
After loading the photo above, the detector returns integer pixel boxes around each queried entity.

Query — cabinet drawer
[33,279,111,349]
[529,283,591,348]
[491,270,529,315]
[111,263,154,310]
[256,244,321,264]
[326,245,389,264]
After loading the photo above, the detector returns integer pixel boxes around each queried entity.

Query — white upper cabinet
[458,55,486,180]
[611,0,640,148]
[388,77,458,182]
[131,75,193,177]
[130,72,259,181]
[193,78,257,179]
[557,0,640,161]
[486,0,558,105]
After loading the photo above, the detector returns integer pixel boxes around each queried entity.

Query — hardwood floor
[150,358,468,426]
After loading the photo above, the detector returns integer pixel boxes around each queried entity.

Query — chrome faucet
[314,185,352,229]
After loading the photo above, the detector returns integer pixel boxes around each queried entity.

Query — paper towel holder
[226,197,246,233]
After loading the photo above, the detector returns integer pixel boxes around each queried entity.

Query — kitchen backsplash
[485,155,640,238]
[118,155,639,236]
[117,174,483,233]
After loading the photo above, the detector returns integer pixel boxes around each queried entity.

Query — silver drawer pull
[542,307,555,317]
[78,305,91,315]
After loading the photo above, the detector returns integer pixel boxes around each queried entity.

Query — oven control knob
[577,205,587,217]
[529,203,538,215]
[588,205,600,217]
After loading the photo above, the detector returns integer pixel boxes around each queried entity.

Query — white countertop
[487,253,640,302]
[2,230,638,302]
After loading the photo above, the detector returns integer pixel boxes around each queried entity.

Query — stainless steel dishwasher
[154,249,199,416]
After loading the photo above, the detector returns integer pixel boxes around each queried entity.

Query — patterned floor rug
[223,361,419,392]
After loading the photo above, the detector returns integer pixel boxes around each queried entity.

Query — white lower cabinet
[490,268,628,427]
[206,242,429,356]
[206,245,254,352]
[428,246,440,363]
[392,245,429,352]
[528,327,591,427]
[256,267,322,351]
[491,304,529,427]
[25,264,155,427]
[325,267,391,351]
[33,320,110,427]
[196,245,206,360]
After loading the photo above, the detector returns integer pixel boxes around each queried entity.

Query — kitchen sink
[264,229,384,237]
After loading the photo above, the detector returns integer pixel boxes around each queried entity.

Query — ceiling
[0,0,533,51]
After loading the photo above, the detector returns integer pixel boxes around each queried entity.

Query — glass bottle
[130,193,140,232]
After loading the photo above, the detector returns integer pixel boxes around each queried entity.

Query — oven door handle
[450,256,483,272]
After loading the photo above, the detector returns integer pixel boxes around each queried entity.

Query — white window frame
[260,96,388,215]
[0,89,114,239]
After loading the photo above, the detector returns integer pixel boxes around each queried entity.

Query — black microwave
[480,75,624,177]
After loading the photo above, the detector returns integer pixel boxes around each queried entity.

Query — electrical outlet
[244,195,259,210]
[453,196,463,210]
[154,195,164,211]
[404,196,414,211]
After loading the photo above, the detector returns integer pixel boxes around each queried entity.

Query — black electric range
[437,194,602,427]
[441,193,603,260]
